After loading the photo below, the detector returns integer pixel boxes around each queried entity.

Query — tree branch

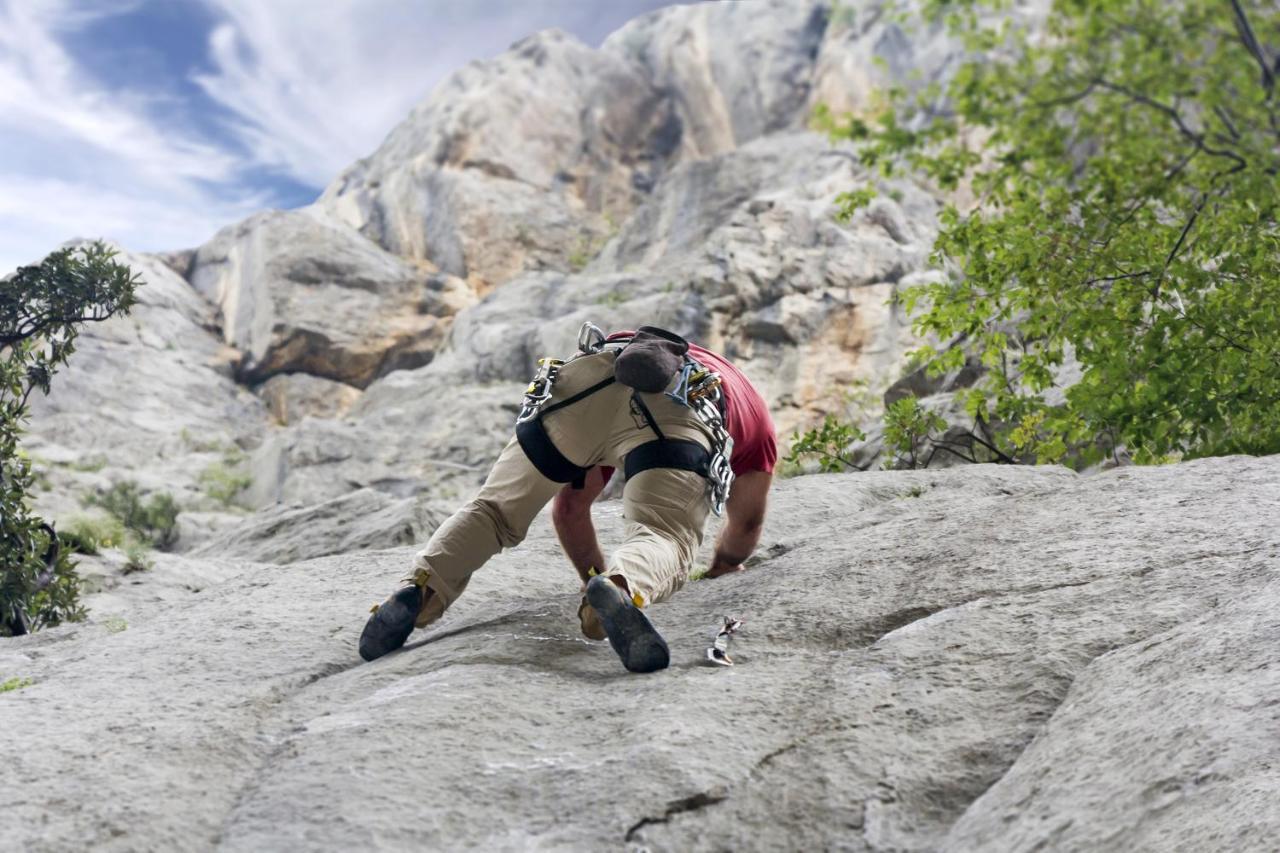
[1096,79,1248,170]
[1230,0,1276,94]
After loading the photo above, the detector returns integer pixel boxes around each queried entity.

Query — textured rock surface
[22,246,268,543]
[2,456,1276,851]
[192,488,447,565]
[256,373,363,426]
[188,209,450,388]
[318,1,835,286]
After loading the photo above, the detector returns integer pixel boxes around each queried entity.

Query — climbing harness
[513,322,735,514]
[705,616,744,666]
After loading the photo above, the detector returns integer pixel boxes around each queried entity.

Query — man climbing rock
[552,329,776,641]
[359,324,776,673]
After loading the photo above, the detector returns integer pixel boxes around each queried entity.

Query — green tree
[1,242,140,635]
[815,0,1280,468]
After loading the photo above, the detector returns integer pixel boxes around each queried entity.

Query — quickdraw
[706,616,744,666]
[515,357,565,425]
[685,369,734,517]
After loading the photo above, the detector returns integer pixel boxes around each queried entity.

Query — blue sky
[0,0,687,274]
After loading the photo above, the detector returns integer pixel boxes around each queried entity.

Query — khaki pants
[412,349,713,628]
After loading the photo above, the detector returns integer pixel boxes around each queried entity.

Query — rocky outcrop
[318,1,836,288]
[188,210,456,389]
[2,456,1276,850]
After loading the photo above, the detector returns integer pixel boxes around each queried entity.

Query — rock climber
[359,324,777,673]
[550,329,777,643]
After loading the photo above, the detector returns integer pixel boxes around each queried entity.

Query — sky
[0,0,688,274]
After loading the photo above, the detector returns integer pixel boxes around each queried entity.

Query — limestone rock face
[23,246,268,536]
[317,0,837,289]
[2,456,1276,851]
[256,373,363,426]
[317,28,674,285]
[602,0,832,158]
[189,209,449,389]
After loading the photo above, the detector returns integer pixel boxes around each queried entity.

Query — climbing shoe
[585,575,669,673]
[578,595,607,641]
[359,585,423,662]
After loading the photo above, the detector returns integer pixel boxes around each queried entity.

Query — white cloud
[0,0,262,272]
[0,174,268,272]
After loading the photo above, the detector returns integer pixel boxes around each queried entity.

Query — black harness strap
[516,418,591,488]
[515,343,714,490]
[624,439,711,481]
[630,392,666,441]
[540,376,616,418]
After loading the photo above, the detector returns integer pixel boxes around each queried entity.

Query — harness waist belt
[624,439,710,481]
[516,418,591,488]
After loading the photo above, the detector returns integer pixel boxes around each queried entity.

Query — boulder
[188,209,448,388]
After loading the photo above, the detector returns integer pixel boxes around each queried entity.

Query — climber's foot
[585,575,669,673]
[359,585,423,662]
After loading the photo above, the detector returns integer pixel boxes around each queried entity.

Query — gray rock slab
[3,456,1276,851]
[193,488,448,565]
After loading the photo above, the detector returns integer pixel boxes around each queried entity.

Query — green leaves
[884,398,948,469]
[87,481,180,550]
[786,415,868,473]
[821,0,1280,467]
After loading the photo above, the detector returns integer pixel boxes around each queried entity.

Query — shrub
[121,541,154,575]
[59,515,126,555]
[88,481,179,549]
[1,242,138,635]
[785,415,867,473]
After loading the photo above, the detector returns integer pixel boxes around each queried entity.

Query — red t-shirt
[602,332,778,476]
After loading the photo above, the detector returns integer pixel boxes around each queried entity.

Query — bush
[785,415,867,473]
[87,481,179,549]
[1,242,139,636]
[121,541,154,575]
[59,515,126,555]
